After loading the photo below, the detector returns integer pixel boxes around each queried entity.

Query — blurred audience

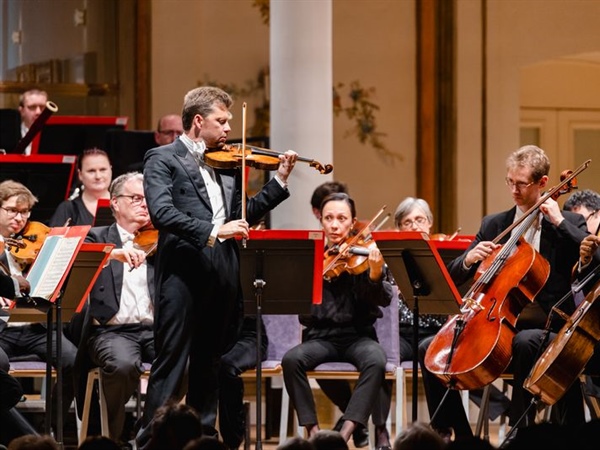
[145,401,203,450]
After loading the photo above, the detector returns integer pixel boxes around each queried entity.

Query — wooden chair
[78,362,152,444]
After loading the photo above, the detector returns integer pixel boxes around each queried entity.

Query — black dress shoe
[352,424,369,448]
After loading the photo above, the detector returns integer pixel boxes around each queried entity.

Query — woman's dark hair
[319,192,356,219]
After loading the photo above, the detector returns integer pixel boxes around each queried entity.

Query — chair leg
[397,367,406,436]
[474,384,491,439]
[244,401,251,450]
[78,370,97,445]
[97,371,110,437]
[279,379,290,445]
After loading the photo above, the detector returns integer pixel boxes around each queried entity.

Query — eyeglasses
[158,130,183,137]
[505,178,536,191]
[0,206,31,219]
[116,194,145,206]
[400,216,428,229]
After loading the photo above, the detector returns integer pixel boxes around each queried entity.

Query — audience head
[154,114,184,146]
[7,434,59,450]
[183,436,227,450]
[563,189,600,234]
[0,180,37,238]
[392,422,445,450]
[310,181,349,220]
[308,430,348,450]
[76,148,112,197]
[18,89,48,129]
[276,437,316,450]
[394,197,433,234]
[146,401,203,450]
[77,436,121,450]
[445,435,497,450]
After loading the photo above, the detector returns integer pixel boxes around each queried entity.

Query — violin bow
[241,102,248,248]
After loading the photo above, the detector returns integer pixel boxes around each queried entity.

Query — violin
[133,222,158,256]
[127,222,158,272]
[323,206,387,281]
[4,221,51,265]
[430,227,462,241]
[323,236,376,280]
[204,143,333,174]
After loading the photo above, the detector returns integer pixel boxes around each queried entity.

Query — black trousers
[219,319,267,448]
[282,327,387,428]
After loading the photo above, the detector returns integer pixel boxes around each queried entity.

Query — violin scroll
[309,160,334,175]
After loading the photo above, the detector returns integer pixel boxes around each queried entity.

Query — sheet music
[27,235,81,300]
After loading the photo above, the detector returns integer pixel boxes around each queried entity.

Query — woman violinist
[281,192,395,448]
[420,146,588,441]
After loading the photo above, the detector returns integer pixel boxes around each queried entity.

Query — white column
[269,0,333,230]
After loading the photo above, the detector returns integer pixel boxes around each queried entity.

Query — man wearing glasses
[418,146,588,442]
[74,172,155,445]
[0,179,77,436]
[154,114,184,147]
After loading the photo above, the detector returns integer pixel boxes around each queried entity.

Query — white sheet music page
[27,235,81,300]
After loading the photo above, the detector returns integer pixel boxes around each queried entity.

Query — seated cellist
[418,145,588,442]
[505,189,600,441]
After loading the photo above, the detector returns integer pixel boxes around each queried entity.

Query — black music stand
[10,241,112,447]
[239,230,324,450]
[371,231,462,422]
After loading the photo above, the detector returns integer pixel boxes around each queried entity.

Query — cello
[424,160,591,391]
[524,250,600,405]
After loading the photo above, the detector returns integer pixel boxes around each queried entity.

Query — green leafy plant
[253,0,270,25]
[333,81,401,163]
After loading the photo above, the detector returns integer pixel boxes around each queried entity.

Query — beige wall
[150,0,600,233]
[485,0,600,221]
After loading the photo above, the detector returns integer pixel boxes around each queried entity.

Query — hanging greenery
[253,0,270,25]
[333,81,401,163]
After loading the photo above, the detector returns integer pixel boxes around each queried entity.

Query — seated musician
[393,197,447,361]
[281,192,394,449]
[18,89,48,156]
[48,148,113,227]
[0,241,37,446]
[501,189,600,441]
[308,180,369,448]
[0,179,78,435]
[418,145,588,441]
[74,172,155,444]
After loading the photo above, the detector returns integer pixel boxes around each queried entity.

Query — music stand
[239,229,324,450]
[371,231,462,422]
[10,234,112,445]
